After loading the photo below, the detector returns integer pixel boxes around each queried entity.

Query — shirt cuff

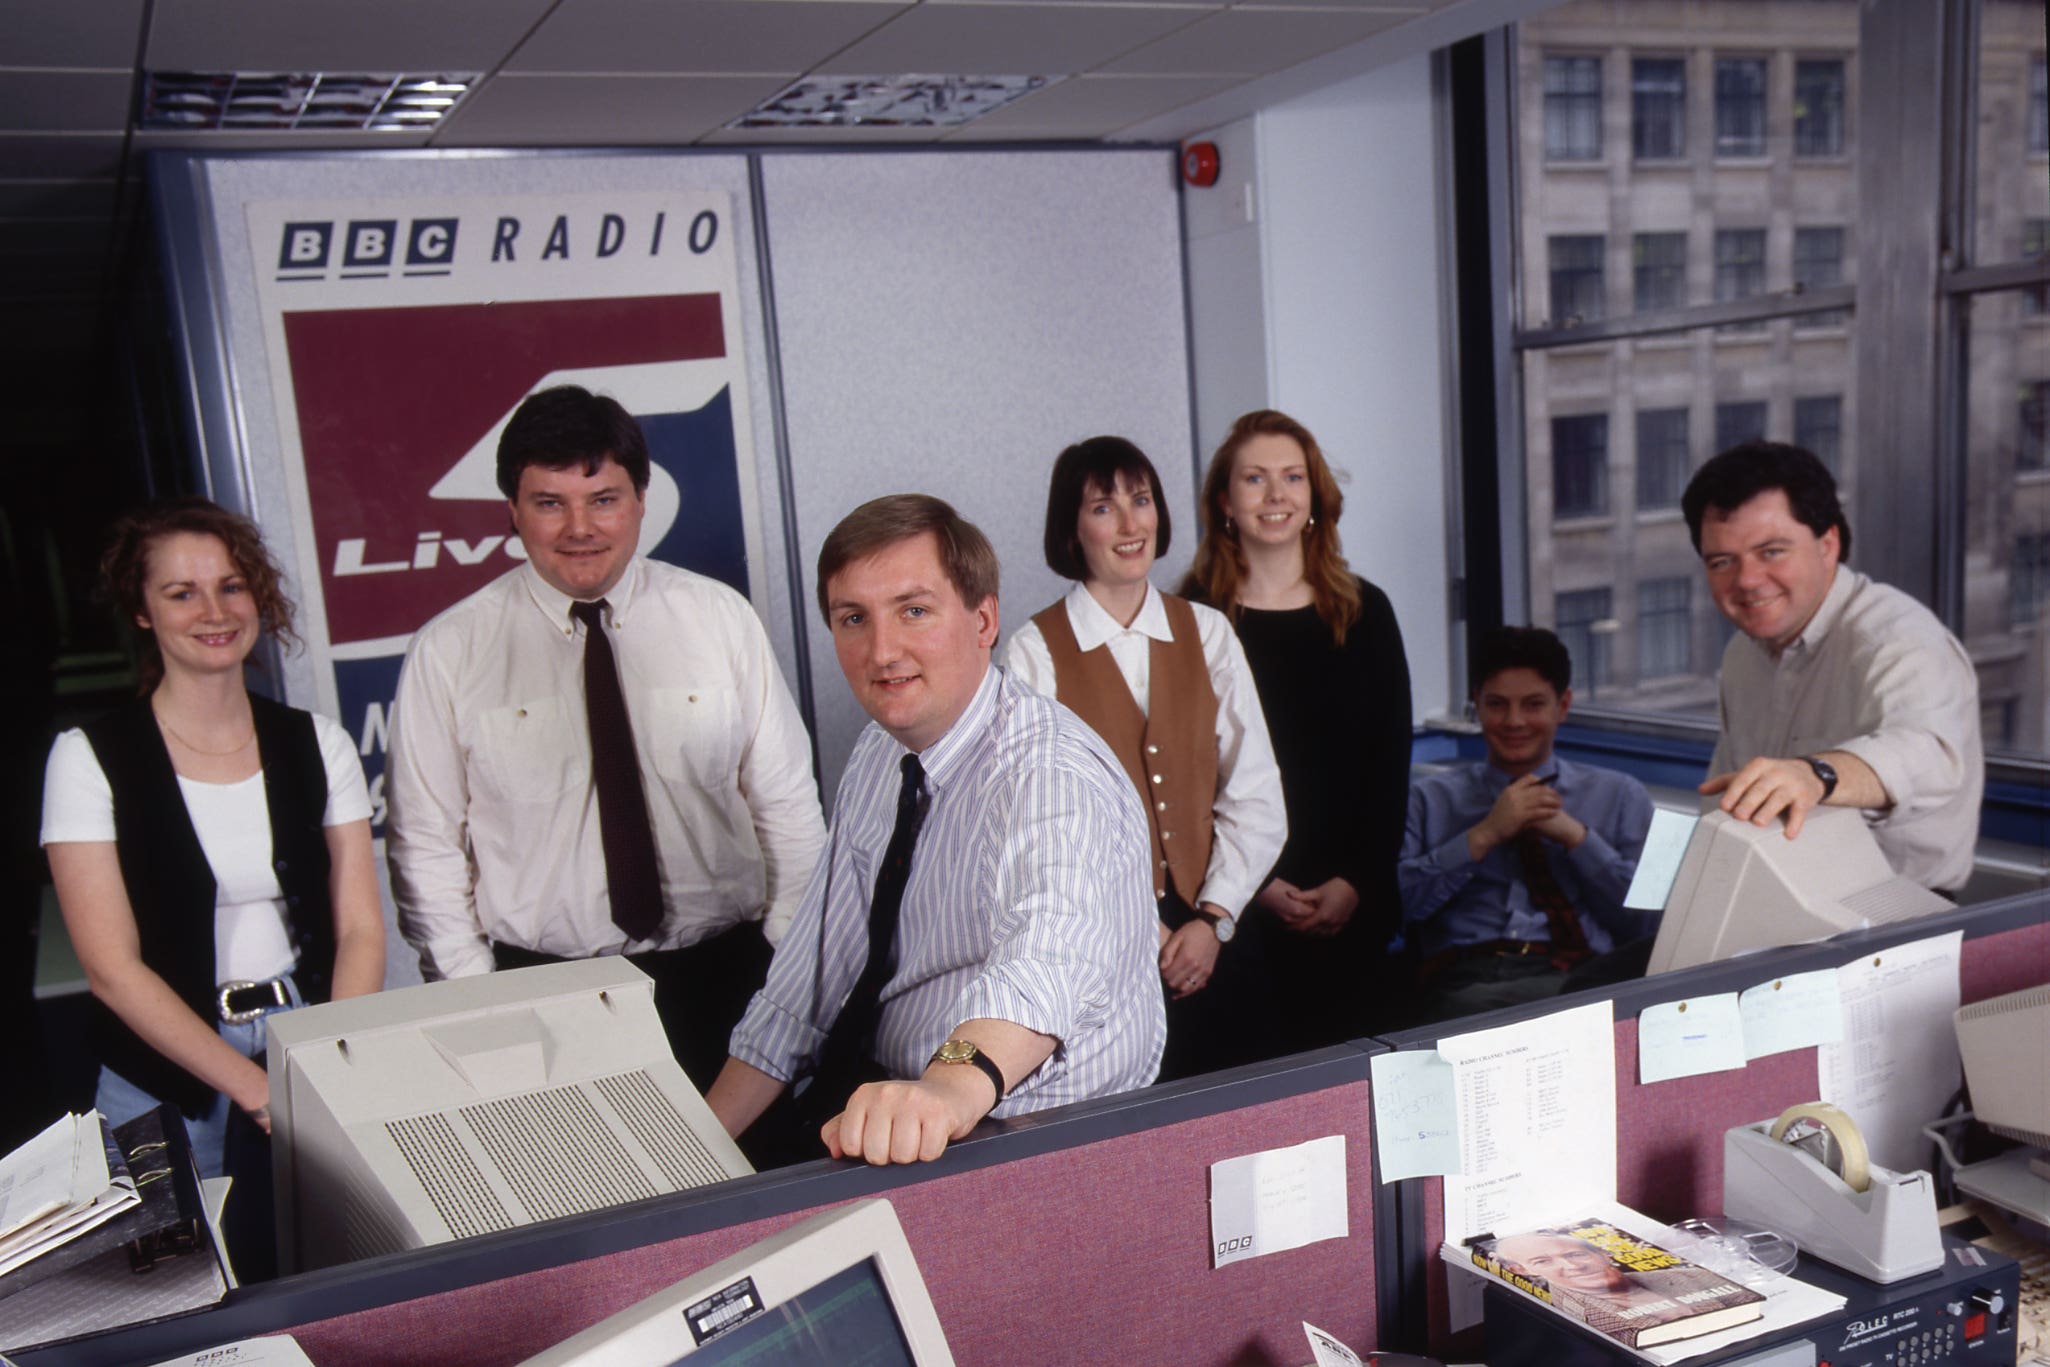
[417,933,495,981]
[727,993,825,1085]
[953,962,1078,1055]
[1566,827,1618,874]
[1829,735,1932,817]
[1432,833,1476,870]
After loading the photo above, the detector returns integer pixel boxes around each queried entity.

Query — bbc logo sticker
[279,221,334,271]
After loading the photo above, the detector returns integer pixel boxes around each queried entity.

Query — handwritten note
[1740,968,1844,1059]
[1624,807,1699,910]
[1369,1050,1461,1181]
[1638,994,1747,1083]
[1209,1135,1348,1269]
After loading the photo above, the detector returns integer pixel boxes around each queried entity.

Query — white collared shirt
[1711,566,1984,891]
[999,581,1287,919]
[387,559,826,978]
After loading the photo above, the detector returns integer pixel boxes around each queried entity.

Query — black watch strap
[930,1039,1007,1105]
[1800,755,1839,801]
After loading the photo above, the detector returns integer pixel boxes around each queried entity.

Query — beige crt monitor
[518,1199,956,1366]
[266,958,752,1274]
[1645,807,1951,975]
[1953,983,2050,1223]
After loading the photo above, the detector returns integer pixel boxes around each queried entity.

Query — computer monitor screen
[266,957,752,1273]
[1645,807,1951,975]
[519,1199,954,1366]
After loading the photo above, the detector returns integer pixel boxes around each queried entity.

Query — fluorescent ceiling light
[140,73,478,131]
[732,74,1053,129]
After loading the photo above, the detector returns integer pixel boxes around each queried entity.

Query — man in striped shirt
[709,495,1164,1166]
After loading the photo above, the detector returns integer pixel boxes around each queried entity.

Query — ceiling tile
[1228,0,1424,10]
[818,4,1210,78]
[954,72,1240,133]
[144,0,555,72]
[0,135,126,180]
[1101,6,1412,75]
[0,72,134,133]
[698,123,952,144]
[0,181,118,218]
[432,73,792,146]
[0,0,148,68]
[506,0,911,75]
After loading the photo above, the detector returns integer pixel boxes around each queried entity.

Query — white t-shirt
[41,713,372,983]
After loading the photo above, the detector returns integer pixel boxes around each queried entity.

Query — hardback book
[1465,1213,1767,1349]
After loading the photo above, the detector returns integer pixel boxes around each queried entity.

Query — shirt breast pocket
[645,686,744,791]
[470,697,589,803]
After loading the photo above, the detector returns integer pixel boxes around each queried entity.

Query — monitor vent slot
[593,1070,736,1190]
[1839,880,1943,926]
[385,1112,516,1241]
[1957,984,2050,1022]
[462,1087,656,1223]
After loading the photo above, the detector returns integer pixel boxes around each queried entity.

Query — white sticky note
[1637,994,1747,1083]
[1209,1134,1348,1269]
[1303,1321,1365,1367]
[1624,807,1698,910]
[1369,1050,1462,1181]
[1739,968,1845,1059]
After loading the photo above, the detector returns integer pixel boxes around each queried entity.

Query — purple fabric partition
[284,1081,1378,1366]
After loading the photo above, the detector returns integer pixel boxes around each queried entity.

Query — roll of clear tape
[1768,1101,1872,1193]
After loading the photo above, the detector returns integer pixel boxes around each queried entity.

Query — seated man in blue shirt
[1398,627,1655,1021]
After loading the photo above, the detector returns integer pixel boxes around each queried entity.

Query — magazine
[1466,1213,1767,1349]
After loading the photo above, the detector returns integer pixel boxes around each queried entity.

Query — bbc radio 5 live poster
[244,190,764,830]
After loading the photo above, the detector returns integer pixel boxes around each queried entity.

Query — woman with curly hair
[1181,411,1415,1048]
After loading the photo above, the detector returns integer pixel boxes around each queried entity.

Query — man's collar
[1781,564,1857,657]
[907,661,1001,790]
[519,557,644,632]
[1064,581,1171,652]
[1483,753,1559,790]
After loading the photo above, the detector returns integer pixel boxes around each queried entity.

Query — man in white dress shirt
[387,385,825,1088]
[1683,440,1982,892]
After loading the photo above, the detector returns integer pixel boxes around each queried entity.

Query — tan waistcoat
[1032,593,1218,902]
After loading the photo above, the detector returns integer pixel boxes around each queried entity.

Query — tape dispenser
[1723,1101,1943,1283]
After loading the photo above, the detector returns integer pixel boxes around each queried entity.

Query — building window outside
[2024,218,2048,317]
[1639,577,1693,678]
[2024,381,2050,469]
[1554,413,1610,517]
[1633,58,1687,159]
[1549,234,1607,324]
[1715,228,1768,332]
[1545,55,1604,160]
[1556,587,1615,691]
[1636,407,1691,509]
[1794,395,1844,473]
[1633,232,1688,313]
[1793,58,1846,156]
[1716,400,1769,452]
[1715,57,1769,156]
[2012,531,2050,628]
[1793,226,1848,328]
[2032,54,2048,154]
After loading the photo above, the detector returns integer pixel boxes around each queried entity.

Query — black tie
[812,754,930,1108]
[569,599,663,943]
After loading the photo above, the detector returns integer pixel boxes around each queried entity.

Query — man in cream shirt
[387,385,825,1089]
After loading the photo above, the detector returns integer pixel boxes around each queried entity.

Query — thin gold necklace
[154,706,254,757]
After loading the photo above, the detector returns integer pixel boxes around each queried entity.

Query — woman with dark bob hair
[1003,436,1287,1080]
[40,499,385,1210]
[1180,410,1414,1049]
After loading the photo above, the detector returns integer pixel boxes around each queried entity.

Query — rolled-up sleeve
[1831,634,1978,822]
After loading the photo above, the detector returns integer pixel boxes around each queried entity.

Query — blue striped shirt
[729,665,1165,1115]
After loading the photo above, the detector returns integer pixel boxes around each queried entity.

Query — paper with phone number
[1208,1134,1348,1269]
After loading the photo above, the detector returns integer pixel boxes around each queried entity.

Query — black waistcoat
[82,694,336,1116]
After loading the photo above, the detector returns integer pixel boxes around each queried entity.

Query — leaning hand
[1159,918,1223,998]
[1289,877,1360,937]
[825,1079,962,1165]
[1700,757,1824,837]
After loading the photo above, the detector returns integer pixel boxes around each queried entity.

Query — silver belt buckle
[218,978,288,1024]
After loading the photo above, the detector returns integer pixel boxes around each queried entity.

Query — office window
[1545,55,1604,161]
[1633,232,1688,313]
[1715,58,1768,156]
[1548,234,1606,324]
[1794,395,1844,473]
[2033,54,2048,153]
[1794,59,1846,156]
[1638,577,1692,678]
[1715,228,1768,332]
[1636,407,1690,509]
[2012,532,2050,628]
[1553,414,1610,518]
[2025,218,2048,316]
[1716,400,1768,452]
[1556,588,1614,691]
[2024,381,2050,468]
[1793,226,1847,328]
[1632,58,1687,159]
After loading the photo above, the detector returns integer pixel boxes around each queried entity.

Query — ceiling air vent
[731,74,1052,129]
[140,73,476,132]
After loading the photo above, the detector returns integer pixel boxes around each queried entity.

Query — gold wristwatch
[929,1038,1007,1104]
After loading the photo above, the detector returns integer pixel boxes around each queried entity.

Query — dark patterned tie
[812,755,930,1107]
[569,599,663,942]
[1515,830,1593,970]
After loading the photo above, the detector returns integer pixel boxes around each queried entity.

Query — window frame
[1714,55,1770,157]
